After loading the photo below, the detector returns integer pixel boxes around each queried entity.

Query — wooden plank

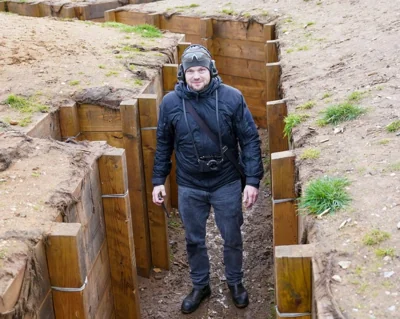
[0,259,26,314]
[94,277,114,319]
[265,40,279,63]
[178,42,191,63]
[271,151,296,200]
[214,55,265,81]
[78,104,121,132]
[266,62,281,102]
[242,95,267,128]
[46,223,88,319]
[36,290,55,319]
[99,150,141,319]
[275,245,313,319]
[160,15,201,35]
[104,9,116,22]
[219,74,265,98]
[27,111,61,140]
[79,131,124,148]
[0,2,5,12]
[273,201,298,246]
[185,34,202,45]
[212,19,265,42]
[120,99,152,278]
[200,18,213,38]
[213,38,265,61]
[162,64,178,92]
[98,148,128,195]
[264,23,276,41]
[200,38,213,55]
[146,12,160,28]
[59,101,80,138]
[115,10,150,25]
[267,100,289,153]
[139,95,170,270]
[7,1,40,17]
[78,1,119,20]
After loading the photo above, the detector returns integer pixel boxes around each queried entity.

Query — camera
[198,156,223,172]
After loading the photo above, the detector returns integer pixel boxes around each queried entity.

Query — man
[152,44,264,314]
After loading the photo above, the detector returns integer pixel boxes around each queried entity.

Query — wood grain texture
[273,201,298,246]
[267,100,289,153]
[271,151,296,200]
[78,104,121,132]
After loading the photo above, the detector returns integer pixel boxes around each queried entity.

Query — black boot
[228,283,249,308]
[181,285,211,314]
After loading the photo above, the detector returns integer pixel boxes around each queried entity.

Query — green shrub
[363,230,391,246]
[283,114,309,138]
[386,120,400,132]
[300,148,320,160]
[320,103,365,125]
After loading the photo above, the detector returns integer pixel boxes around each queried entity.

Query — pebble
[397,221,400,229]
[383,271,394,278]
[338,261,351,269]
[388,306,396,312]
[332,275,342,282]
[383,256,392,262]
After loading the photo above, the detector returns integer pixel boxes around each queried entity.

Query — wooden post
[145,12,160,28]
[120,99,152,278]
[104,10,116,22]
[266,100,289,154]
[265,39,279,63]
[98,149,141,318]
[266,62,281,102]
[46,223,88,319]
[271,151,297,246]
[138,94,170,270]
[275,245,313,319]
[178,42,191,63]
[264,23,276,42]
[200,18,213,55]
[59,101,80,140]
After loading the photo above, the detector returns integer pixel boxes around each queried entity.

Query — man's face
[185,66,211,91]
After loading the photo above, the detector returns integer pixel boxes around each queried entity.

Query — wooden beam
[266,62,281,102]
[214,55,266,81]
[263,23,276,42]
[27,111,61,140]
[200,18,213,38]
[178,42,191,64]
[104,9,116,22]
[273,200,298,246]
[120,99,152,278]
[59,101,80,139]
[0,259,26,314]
[271,151,296,200]
[78,104,121,132]
[99,149,141,319]
[275,245,313,319]
[162,64,178,92]
[138,94,170,270]
[265,39,279,63]
[0,2,5,12]
[146,12,160,28]
[212,19,265,42]
[78,131,124,148]
[266,100,289,153]
[213,38,265,61]
[46,223,88,319]
[7,2,41,17]
[160,15,201,36]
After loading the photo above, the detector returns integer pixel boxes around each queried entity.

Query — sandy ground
[1,0,400,318]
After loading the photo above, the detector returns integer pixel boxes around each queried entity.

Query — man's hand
[152,185,166,206]
[242,185,259,209]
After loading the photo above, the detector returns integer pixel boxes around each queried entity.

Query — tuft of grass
[69,80,80,86]
[98,64,106,69]
[363,229,391,246]
[378,139,390,145]
[176,3,200,9]
[386,120,400,132]
[5,94,48,114]
[31,171,40,177]
[386,162,400,172]
[103,22,162,38]
[221,8,235,15]
[283,114,309,138]
[300,148,320,160]
[296,100,316,110]
[305,21,315,27]
[375,248,395,258]
[319,103,366,126]
[298,176,351,215]
[134,79,143,86]
[297,45,310,51]
[347,90,367,102]
[286,48,294,53]
[19,116,32,127]
[122,45,141,52]
[105,70,119,77]
[322,92,332,99]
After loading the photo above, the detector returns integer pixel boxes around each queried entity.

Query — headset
[177,44,218,82]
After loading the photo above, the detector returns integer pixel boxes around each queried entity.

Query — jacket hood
[174,76,222,100]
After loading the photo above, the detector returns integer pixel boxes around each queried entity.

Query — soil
[1,0,400,318]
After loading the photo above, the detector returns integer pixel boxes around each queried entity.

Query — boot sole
[181,291,211,314]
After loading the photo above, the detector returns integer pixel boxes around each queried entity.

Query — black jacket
[152,77,264,192]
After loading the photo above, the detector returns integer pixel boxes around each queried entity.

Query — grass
[31,171,40,178]
[105,70,119,77]
[298,176,351,215]
[305,21,315,27]
[69,80,80,86]
[386,162,400,172]
[19,116,32,127]
[221,8,236,15]
[134,79,143,86]
[297,45,310,51]
[386,120,400,132]
[102,22,162,38]
[283,114,309,138]
[300,148,320,160]
[363,229,391,246]
[122,45,141,52]
[322,92,332,99]
[378,139,390,145]
[375,248,395,258]
[296,100,316,110]
[176,3,200,9]
[98,64,106,69]
[4,94,48,114]
[319,103,366,126]
[347,90,368,102]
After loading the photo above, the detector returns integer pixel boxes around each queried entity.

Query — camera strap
[183,93,245,180]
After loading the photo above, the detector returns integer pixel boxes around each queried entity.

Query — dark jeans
[178,179,243,289]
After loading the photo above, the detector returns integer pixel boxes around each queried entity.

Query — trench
[0,3,310,319]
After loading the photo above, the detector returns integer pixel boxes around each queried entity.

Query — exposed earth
[1,0,400,318]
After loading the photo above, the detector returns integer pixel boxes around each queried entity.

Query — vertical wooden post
[178,42,191,63]
[200,18,213,55]
[120,99,152,278]
[59,101,80,140]
[145,12,160,28]
[46,223,88,319]
[138,94,170,270]
[275,245,313,319]
[266,62,281,102]
[266,99,289,154]
[98,149,141,319]
[264,23,276,42]
[271,151,297,246]
[265,39,279,63]
[104,10,116,22]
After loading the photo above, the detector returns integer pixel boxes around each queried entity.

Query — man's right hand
[152,185,166,206]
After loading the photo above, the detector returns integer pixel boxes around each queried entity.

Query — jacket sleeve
[151,99,174,186]
[233,95,264,188]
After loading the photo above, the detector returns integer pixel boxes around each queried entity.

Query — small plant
[105,70,119,77]
[283,114,309,138]
[386,162,400,172]
[31,171,40,177]
[300,148,320,160]
[386,120,400,132]
[176,3,200,9]
[134,79,143,86]
[19,116,32,127]
[319,103,365,126]
[363,229,391,246]
[98,64,106,69]
[115,55,123,59]
[122,45,140,52]
[128,64,135,71]
[378,139,390,145]
[103,22,162,38]
[305,21,315,27]
[298,176,351,215]
[347,90,367,102]
[322,92,332,99]
[286,48,294,53]
[69,80,80,86]
[375,248,395,258]
[297,45,310,51]
[4,94,48,114]
[222,8,235,15]
[296,100,316,110]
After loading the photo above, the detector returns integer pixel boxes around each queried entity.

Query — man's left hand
[242,185,259,209]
